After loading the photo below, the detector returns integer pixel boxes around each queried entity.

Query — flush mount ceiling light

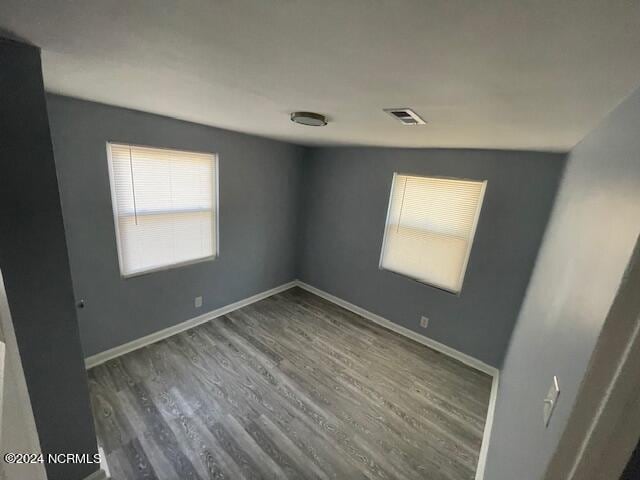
[290,111,328,126]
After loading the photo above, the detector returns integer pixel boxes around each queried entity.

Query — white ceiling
[2,0,640,150]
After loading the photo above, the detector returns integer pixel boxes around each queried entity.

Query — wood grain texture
[88,287,491,479]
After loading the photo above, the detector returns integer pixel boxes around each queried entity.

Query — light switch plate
[195,296,203,308]
[543,376,560,427]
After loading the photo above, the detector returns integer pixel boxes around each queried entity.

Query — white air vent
[384,108,427,125]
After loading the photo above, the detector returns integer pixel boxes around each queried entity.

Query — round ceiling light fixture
[290,111,328,127]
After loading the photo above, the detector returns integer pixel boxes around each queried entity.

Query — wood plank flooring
[88,287,492,480]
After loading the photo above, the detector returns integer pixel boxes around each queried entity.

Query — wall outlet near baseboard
[420,316,429,328]
[195,296,203,308]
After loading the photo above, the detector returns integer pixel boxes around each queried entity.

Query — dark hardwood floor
[88,287,492,480]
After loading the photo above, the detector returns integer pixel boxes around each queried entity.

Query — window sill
[120,254,217,279]
[378,266,462,296]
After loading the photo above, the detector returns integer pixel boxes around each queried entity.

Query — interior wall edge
[482,83,640,480]
[0,39,99,480]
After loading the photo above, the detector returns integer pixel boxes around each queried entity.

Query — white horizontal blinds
[380,174,486,292]
[108,144,216,276]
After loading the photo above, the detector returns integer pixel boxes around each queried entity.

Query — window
[379,174,486,293]
[106,143,218,277]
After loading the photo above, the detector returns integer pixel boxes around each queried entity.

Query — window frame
[378,172,487,295]
[105,142,220,279]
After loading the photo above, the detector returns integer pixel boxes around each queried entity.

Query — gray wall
[0,40,98,480]
[483,86,640,479]
[297,147,565,367]
[47,95,305,357]
[48,94,566,370]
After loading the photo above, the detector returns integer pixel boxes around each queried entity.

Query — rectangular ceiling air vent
[384,108,427,125]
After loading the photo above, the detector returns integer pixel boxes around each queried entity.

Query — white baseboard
[83,469,108,480]
[474,371,499,480]
[84,281,297,369]
[98,445,110,479]
[293,280,499,480]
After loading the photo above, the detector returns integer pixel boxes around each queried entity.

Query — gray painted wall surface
[0,41,98,480]
[47,95,304,357]
[484,87,640,479]
[297,147,565,367]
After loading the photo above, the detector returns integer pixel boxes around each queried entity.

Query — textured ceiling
[2,0,640,150]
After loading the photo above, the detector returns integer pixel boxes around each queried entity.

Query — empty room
[1,2,640,480]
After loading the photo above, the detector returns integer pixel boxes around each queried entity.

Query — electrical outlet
[420,316,429,328]
[195,296,203,308]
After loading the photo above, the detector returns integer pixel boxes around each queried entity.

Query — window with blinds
[106,143,218,277]
[379,174,486,293]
